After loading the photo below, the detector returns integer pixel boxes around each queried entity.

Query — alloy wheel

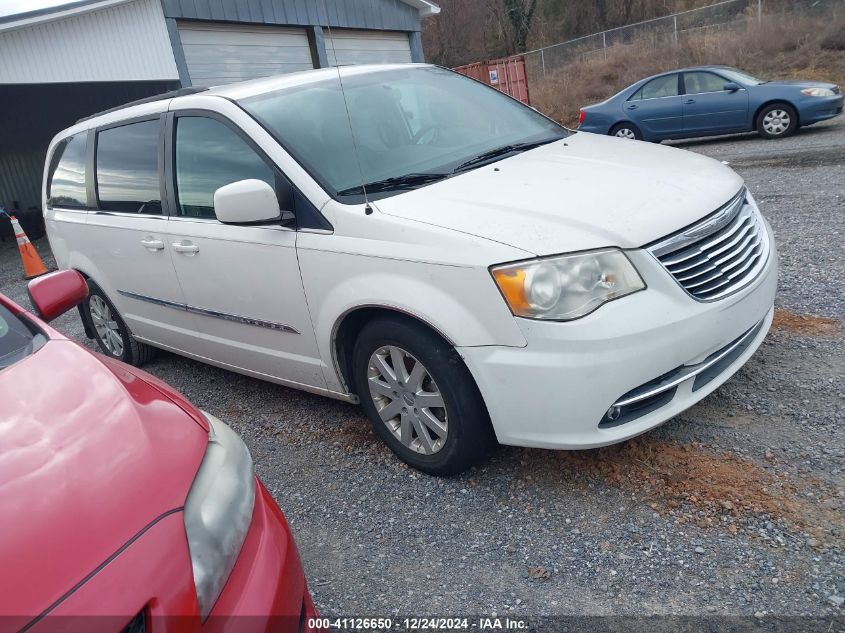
[763,109,791,136]
[615,127,636,140]
[89,295,124,356]
[366,345,448,455]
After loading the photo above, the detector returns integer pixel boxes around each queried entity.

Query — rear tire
[83,282,156,366]
[756,103,798,139]
[610,122,642,140]
[351,315,496,476]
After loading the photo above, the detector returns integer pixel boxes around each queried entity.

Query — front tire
[757,103,798,139]
[610,122,642,140]
[351,316,495,476]
[83,282,156,366]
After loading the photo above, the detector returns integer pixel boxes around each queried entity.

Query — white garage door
[324,29,413,66]
[178,22,314,87]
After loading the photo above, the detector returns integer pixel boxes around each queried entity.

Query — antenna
[319,0,371,206]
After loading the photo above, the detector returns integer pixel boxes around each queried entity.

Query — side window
[640,75,680,100]
[96,120,162,214]
[47,134,87,209]
[175,117,276,220]
[684,72,728,95]
[628,87,643,101]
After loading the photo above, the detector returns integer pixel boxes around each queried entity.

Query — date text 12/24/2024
[308,618,529,630]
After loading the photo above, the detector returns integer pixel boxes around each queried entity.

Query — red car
[0,270,318,633]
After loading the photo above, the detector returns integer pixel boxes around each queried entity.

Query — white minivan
[44,64,777,475]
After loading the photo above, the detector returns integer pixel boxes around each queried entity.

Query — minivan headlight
[801,87,835,97]
[184,412,255,619]
[491,249,645,320]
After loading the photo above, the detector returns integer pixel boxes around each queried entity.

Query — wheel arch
[609,120,644,139]
[754,99,800,128]
[332,305,457,396]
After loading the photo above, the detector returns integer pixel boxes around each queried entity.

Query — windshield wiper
[337,172,449,196]
[452,138,560,173]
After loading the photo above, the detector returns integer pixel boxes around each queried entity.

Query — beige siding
[0,0,178,83]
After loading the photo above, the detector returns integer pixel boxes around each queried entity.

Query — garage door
[324,29,413,66]
[178,22,314,87]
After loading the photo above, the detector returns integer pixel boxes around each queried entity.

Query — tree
[502,0,539,53]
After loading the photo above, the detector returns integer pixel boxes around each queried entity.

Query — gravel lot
[1,118,843,628]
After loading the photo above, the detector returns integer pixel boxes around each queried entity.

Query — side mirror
[214,179,281,225]
[27,269,88,322]
[724,82,741,92]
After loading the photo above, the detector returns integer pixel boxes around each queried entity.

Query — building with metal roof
[0,0,439,214]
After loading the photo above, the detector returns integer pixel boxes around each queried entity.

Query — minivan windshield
[0,304,46,371]
[239,66,569,201]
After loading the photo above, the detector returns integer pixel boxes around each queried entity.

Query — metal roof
[0,0,439,30]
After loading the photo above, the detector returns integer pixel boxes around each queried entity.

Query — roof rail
[75,87,210,124]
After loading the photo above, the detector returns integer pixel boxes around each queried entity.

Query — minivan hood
[374,133,744,256]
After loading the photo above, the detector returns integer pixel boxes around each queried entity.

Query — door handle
[172,241,200,255]
[626,104,638,110]
[140,237,164,251]
[685,99,696,104]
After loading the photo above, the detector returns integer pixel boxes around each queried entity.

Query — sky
[0,0,75,18]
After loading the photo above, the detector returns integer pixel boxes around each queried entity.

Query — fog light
[606,405,622,422]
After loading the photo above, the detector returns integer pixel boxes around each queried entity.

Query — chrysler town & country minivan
[44,65,777,475]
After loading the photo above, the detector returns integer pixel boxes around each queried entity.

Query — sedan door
[163,112,325,389]
[84,117,196,349]
[682,71,749,135]
[624,74,684,138]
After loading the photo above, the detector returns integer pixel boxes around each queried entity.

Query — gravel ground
[1,118,843,629]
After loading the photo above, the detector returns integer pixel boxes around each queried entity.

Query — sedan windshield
[239,66,569,201]
[0,304,45,370]
[719,68,767,85]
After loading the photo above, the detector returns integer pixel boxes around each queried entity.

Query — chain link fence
[516,0,843,85]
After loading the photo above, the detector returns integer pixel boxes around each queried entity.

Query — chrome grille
[649,189,770,301]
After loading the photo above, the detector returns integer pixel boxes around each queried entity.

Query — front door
[682,71,749,135]
[164,113,324,389]
[83,117,196,349]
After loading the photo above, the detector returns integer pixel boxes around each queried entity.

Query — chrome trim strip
[650,189,746,258]
[613,318,765,408]
[117,290,300,335]
[118,290,184,310]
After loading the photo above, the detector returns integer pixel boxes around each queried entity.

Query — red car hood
[0,339,209,620]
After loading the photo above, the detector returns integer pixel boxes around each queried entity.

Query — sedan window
[0,305,45,370]
[635,75,680,100]
[684,72,729,95]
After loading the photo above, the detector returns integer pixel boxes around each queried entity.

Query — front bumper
[799,94,844,124]
[459,220,777,449]
[204,480,318,633]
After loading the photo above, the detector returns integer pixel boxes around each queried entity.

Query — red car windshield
[0,304,46,370]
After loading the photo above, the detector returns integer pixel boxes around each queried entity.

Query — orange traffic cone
[10,215,48,279]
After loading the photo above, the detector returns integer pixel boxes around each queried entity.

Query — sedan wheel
[763,109,791,136]
[367,345,448,455]
[615,127,637,140]
[89,294,124,357]
[756,103,798,139]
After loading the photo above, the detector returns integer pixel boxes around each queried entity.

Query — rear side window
[96,119,162,214]
[47,134,87,209]
[637,75,679,100]
[174,117,275,220]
